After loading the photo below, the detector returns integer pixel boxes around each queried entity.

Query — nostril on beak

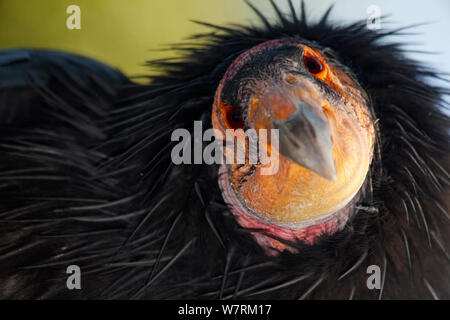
[272,101,337,181]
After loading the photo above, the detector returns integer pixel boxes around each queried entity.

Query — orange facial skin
[212,41,375,226]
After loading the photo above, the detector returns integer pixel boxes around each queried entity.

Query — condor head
[212,39,375,252]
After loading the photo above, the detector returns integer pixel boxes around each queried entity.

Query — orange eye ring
[304,55,324,74]
[223,104,245,130]
[301,45,328,82]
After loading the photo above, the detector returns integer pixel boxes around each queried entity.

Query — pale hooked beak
[272,101,337,181]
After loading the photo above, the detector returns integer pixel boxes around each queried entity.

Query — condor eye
[225,105,245,129]
[304,55,324,74]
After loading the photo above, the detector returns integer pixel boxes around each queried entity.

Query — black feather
[0,2,448,299]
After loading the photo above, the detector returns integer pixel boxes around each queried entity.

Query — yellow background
[0,0,276,79]
[2,0,448,82]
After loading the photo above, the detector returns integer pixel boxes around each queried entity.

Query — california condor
[0,1,448,299]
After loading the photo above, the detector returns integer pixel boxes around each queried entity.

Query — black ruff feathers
[0,1,448,299]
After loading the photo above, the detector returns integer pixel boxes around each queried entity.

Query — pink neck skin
[218,163,363,255]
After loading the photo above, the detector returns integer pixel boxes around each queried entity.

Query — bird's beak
[271,101,336,181]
